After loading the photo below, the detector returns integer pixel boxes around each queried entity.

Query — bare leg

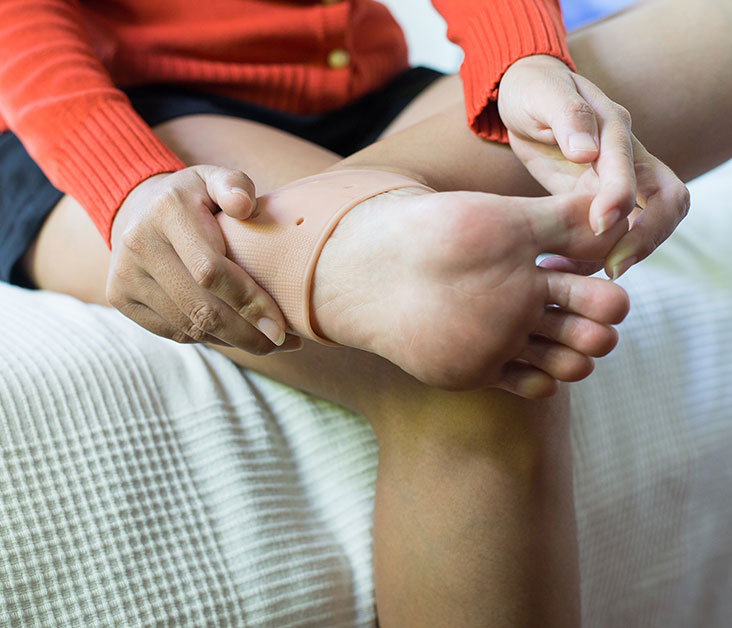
[27,0,732,298]
[569,0,732,181]
[22,114,590,627]
[337,0,732,188]
[18,1,732,625]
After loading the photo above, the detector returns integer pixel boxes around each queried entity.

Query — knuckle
[644,238,660,260]
[187,301,222,336]
[614,104,632,127]
[678,185,692,219]
[239,301,265,324]
[215,167,235,185]
[234,286,266,321]
[638,229,662,259]
[155,187,190,225]
[160,186,186,209]
[620,188,636,209]
[120,226,147,255]
[564,99,595,120]
[190,256,220,290]
[183,323,209,343]
[105,281,126,308]
[641,230,666,253]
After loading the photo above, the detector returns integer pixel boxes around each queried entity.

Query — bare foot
[311,187,629,397]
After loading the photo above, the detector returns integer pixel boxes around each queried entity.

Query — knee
[375,385,571,482]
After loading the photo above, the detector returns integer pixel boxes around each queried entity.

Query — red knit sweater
[0,0,572,243]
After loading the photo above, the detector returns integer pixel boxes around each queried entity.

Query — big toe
[535,309,619,358]
[528,194,629,261]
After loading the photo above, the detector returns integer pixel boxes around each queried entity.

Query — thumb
[195,165,257,219]
[550,92,600,165]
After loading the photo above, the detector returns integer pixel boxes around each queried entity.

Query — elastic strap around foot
[218,169,434,344]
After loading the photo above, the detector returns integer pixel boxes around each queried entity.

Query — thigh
[23,114,342,303]
[377,74,462,139]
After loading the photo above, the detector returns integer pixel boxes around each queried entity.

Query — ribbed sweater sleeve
[0,0,185,244]
[431,0,574,142]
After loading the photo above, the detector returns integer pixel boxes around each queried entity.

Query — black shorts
[0,66,443,287]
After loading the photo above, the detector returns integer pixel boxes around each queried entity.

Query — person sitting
[1,0,720,625]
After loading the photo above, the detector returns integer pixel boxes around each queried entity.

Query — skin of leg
[569,0,732,182]
[20,1,731,623]
[28,0,732,300]
[22,113,585,627]
[338,0,732,190]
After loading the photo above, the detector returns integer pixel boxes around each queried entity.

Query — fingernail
[278,335,304,353]
[231,187,255,211]
[595,209,621,236]
[569,132,598,152]
[230,187,250,199]
[257,317,286,346]
[611,256,637,281]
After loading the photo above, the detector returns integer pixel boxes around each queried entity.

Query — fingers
[108,166,299,355]
[163,212,290,344]
[499,55,600,164]
[194,164,257,219]
[143,228,288,350]
[115,298,223,346]
[604,142,691,279]
[549,91,601,165]
[532,136,689,282]
[109,270,304,354]
[181,166,292,345]
[120,299,303,352]
[572,75,637,235]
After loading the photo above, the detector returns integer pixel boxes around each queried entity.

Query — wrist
[504,54,571,75]
[498,54,574,114]
[110,172,171,245]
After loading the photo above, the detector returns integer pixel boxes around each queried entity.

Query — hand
[107,165,302,353]
[498,54,690,278]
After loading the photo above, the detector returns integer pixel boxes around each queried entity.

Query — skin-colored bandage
[217,169,434,344]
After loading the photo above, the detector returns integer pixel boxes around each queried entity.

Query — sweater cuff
[52,99,186,245]
[456,0,574,143]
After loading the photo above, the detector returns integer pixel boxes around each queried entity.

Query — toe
[542,268,630,324]
[519,336,595,382]
[538,256,605,277]
[536,309,619,357]
[528,194,628,260]
[497,362,559,399]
